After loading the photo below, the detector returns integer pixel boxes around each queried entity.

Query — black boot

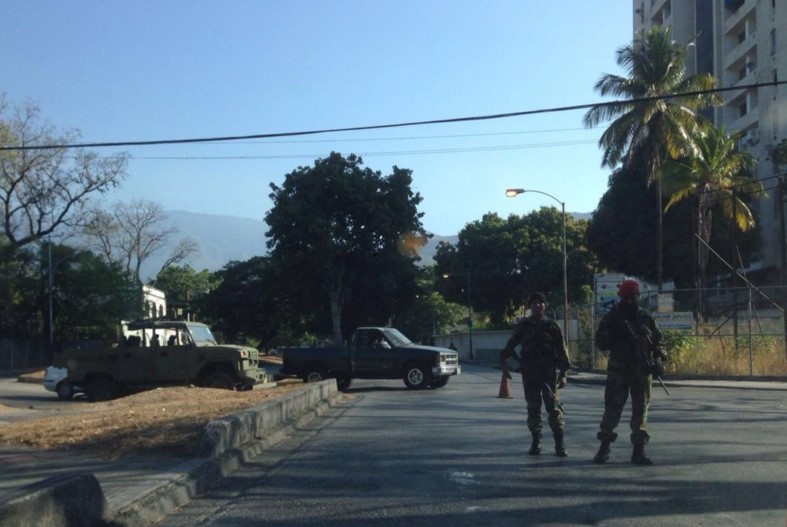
[593,442,611,464]
[529,432,542,455]
[631,443,653,465]
[554,432,567,457]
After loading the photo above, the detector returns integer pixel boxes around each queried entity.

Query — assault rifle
[622,319,670,396]
[542,382,566,414]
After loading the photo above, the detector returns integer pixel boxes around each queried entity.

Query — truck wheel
[336,376,352,391]
[87,377,118,402]
[56,381,74,400]
[430,376,450,389]
[201,372,237,390]
[302,367,327,384]
[403,364,432,390]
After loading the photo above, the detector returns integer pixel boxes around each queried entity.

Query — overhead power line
[2,80,785,152]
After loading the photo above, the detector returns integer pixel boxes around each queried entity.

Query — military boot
[593,441,611,464]
[631,443,653,465]
[554,432,567,457]
[529,432,542,455]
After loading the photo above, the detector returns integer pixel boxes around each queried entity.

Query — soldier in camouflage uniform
[593,279,667,465]
[500,292,571,457]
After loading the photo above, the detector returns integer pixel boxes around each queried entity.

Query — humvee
[57,319,268,401]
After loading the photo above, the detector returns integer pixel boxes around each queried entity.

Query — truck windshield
[187,324,218,346]
[381,328,412,347]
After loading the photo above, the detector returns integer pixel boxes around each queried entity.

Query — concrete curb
[0,473,108,527]
[0,380,341,527]
[110,379,341,527]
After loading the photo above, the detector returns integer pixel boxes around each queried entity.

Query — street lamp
[442,271,474,360]
[505,188,569,353]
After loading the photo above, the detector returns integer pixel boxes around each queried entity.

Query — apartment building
[633,0,786,278]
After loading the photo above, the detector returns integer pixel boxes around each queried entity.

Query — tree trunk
[330,291,342,346]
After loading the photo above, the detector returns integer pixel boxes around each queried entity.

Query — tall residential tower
[634,0,786,280]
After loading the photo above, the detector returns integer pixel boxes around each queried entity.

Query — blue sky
[2,1,632,236]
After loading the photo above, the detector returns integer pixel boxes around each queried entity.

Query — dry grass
[0,357,308,459]
[590,333,787,376]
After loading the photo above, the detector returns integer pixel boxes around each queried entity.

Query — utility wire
[119,139,599,160]
[2,80,784,152]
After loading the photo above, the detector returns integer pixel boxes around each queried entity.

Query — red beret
[617,279,640,297]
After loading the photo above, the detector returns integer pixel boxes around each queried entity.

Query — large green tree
[388,266,466,344]
[435,210,595,325]
[0,241,139,342]
[198,257,296,346]
[265,153,427,344]
[583,26,720,286]
[587,149,761,294]
[43,244,141,342]
[151,264,215,320]
[659,123,763,311]
[0,239,42,338]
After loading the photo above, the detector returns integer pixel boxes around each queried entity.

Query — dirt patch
[0,379,307,460]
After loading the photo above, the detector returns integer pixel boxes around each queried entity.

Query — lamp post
[442,271,474,360]
[505,188,569,353]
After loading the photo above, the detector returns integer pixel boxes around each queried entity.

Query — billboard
[594,273,626,317]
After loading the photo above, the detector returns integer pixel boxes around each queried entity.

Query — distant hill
[140,211,589,279]
[139,211,268,280]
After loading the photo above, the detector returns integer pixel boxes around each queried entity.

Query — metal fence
[0,339,107,370]
[570,284,787,376]
[0,338,49,370]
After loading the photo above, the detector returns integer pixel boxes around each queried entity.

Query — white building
[142,285,167,320]
[633,0,786,277]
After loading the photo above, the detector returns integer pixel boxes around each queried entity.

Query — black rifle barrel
[542,382,567,414]
[622,319,670,396]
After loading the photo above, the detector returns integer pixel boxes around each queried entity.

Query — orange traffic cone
[498,371,513,399]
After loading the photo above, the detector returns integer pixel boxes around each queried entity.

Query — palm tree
[583,26,720,288]
[659,123,764,314]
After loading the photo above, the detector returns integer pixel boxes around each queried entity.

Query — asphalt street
[154,366,787,527]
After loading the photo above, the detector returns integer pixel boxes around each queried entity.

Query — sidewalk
[2,369,786,527]
[566,369,787,391]
[0,380,343,527]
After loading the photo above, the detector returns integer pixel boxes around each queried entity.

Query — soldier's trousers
[596,368,652,445]
[521,369,564,435]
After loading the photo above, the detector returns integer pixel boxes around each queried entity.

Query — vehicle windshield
[381,328,412,347]
[187,324,218,345]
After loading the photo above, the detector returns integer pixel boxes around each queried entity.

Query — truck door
[152,329,201,383]
[352,329,399,377]
[117,334,154,382]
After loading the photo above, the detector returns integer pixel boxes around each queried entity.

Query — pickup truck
[279,327,461,390]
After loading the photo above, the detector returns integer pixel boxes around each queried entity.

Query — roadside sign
[653,311,694,331]
[594,273,626,317]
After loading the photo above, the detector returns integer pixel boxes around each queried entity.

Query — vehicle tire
[87,377,118,402]
[403,364,432,390]
[336,376,352,391]
[302,366,328,384]
[55,381,74,400]
[201,372,237,390]
[430,376,450,389]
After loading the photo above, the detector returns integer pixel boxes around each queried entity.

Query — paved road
[155,366,787,526]
[0,372,83,416]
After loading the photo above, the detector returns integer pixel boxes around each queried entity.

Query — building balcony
[723,0,756,33]
[723,38,757,71]
[726,108,758,133]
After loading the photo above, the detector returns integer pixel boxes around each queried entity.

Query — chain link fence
[570,285,787,376]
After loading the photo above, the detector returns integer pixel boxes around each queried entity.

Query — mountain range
[142,210,591,280]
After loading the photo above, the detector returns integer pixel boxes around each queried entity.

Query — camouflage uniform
[501,315,571,451]
[594,303,665,460]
